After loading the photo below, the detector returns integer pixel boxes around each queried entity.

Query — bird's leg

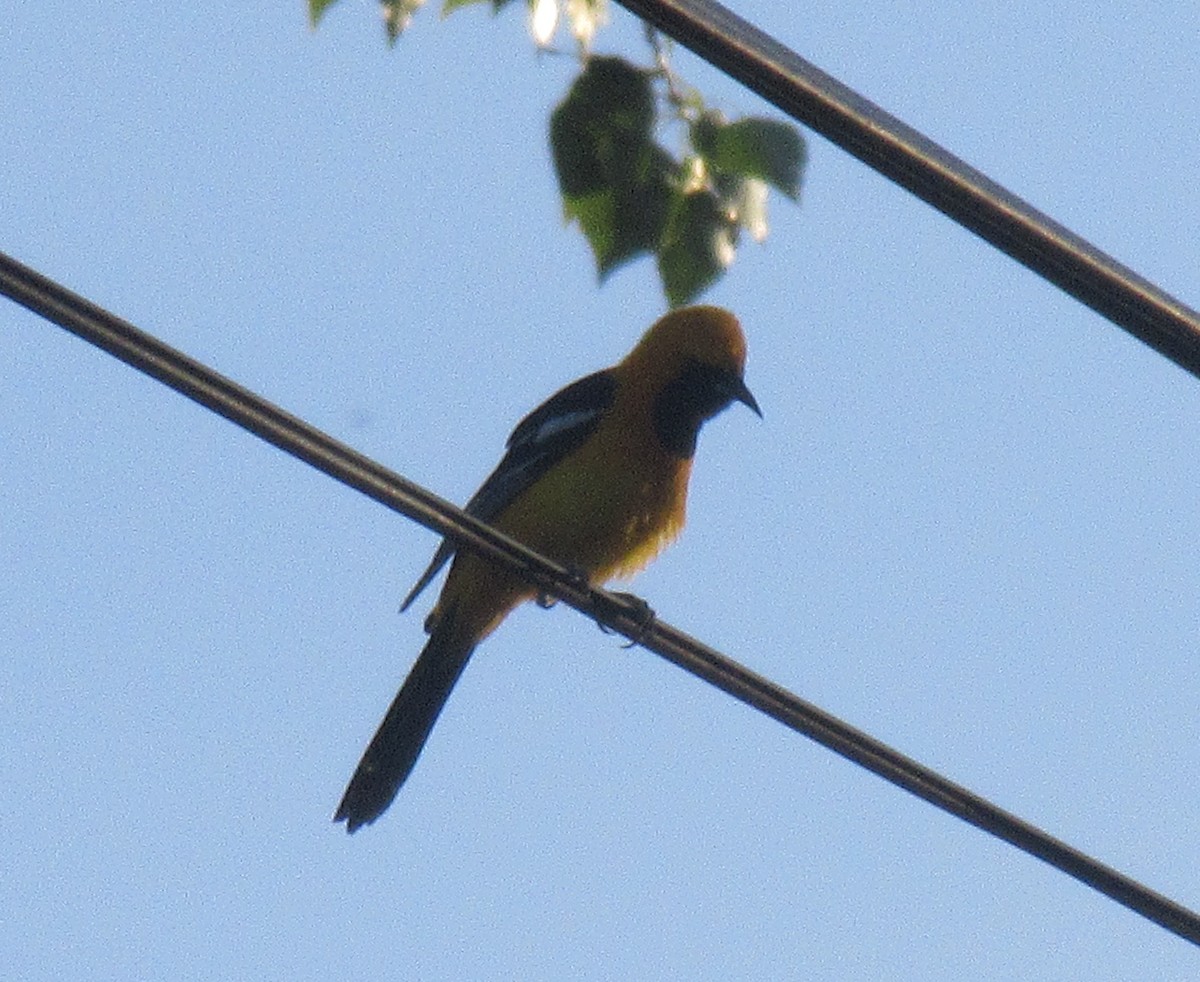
[536,564,590,609]
[598,592,656,648]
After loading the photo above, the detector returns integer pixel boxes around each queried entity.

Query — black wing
[400,369,617,612]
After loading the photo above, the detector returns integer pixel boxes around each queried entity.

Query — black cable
[3,249,1198,944]
[616,0,1200,379]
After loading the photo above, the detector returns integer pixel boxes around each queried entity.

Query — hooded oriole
[335,305,760,831]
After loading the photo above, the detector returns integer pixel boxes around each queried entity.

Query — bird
[334,305,760,831]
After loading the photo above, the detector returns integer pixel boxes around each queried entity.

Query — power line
[3,248,1198,944]
[618,0,1200,379]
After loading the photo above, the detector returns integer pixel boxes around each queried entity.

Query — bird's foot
[598,592,656,648]
[536,565,590,609]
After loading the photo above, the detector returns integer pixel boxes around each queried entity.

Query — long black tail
[335,617,476,832]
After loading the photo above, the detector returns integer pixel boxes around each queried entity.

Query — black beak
[727,373,762,418]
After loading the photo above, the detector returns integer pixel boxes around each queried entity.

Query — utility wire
[617,0,1200,379]
[4,248,1199,944]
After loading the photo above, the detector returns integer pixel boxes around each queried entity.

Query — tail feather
[335,617,477,832]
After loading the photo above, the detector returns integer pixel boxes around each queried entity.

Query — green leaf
[704,116,805,200]
[689,111,721,158]
[308,0,341,27]
[558,150,675,279]
[551,58,676,277]
[657,189,736,307]
[442,0,516,15]
[551,57,655,195]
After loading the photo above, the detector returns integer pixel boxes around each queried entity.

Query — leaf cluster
[553,56,803,305]
[310,0,806,305]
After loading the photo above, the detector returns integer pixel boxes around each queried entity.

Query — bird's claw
[537,565,590,609]
[599,592,656,648]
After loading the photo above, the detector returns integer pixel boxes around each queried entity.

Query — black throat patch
[652,359,737,459]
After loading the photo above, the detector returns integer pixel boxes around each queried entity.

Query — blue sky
[3,2,1199,979]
